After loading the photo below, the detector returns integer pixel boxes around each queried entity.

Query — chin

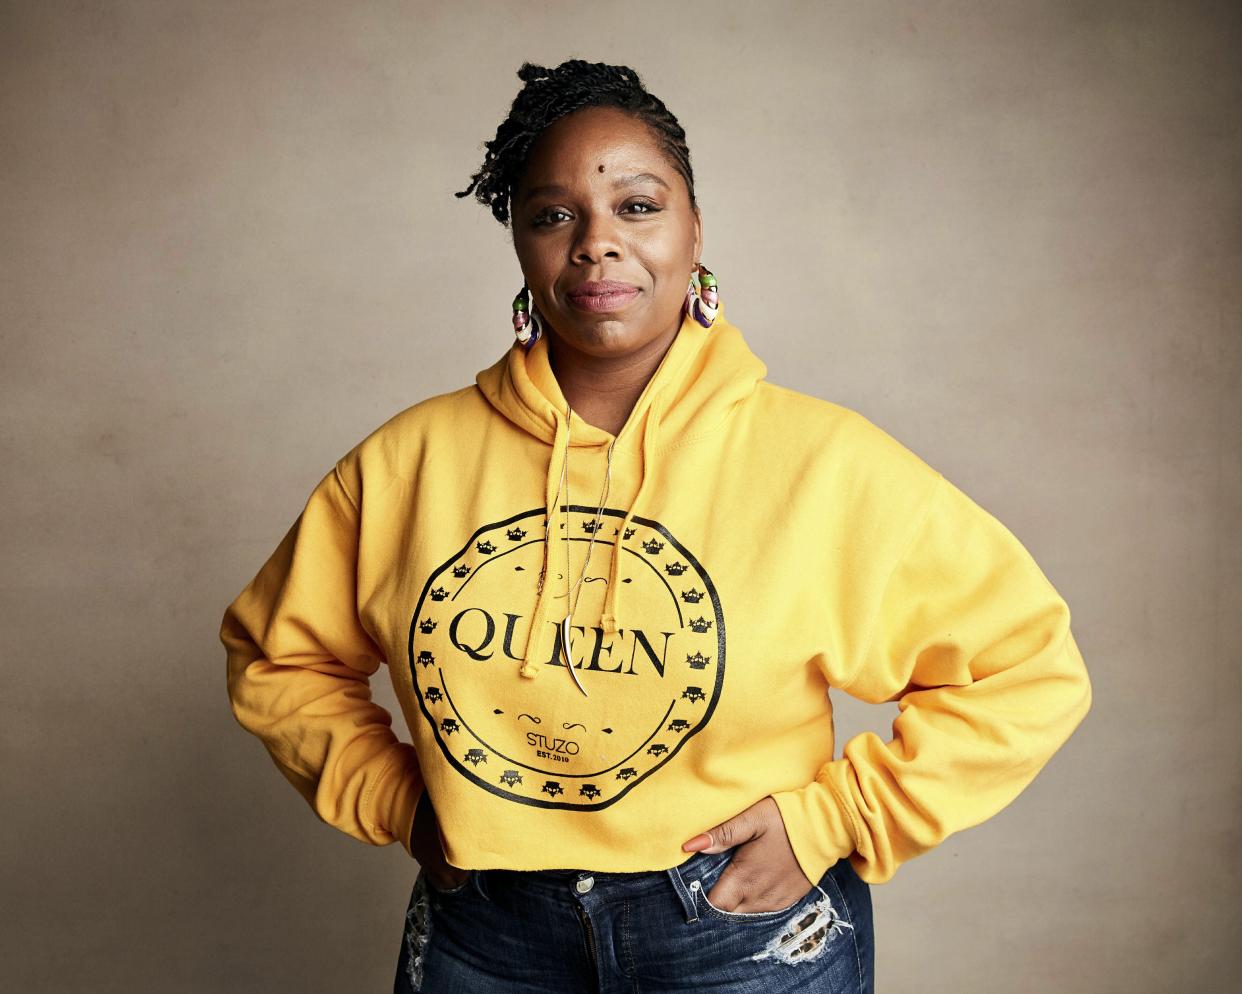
[555,319,644,356]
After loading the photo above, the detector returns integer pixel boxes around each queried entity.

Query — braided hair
[456,60,696,227]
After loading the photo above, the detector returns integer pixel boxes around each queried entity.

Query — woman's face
[510,105,703,360]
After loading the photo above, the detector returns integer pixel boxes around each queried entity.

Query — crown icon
[416,650,435,667]
[688,616,712,633]
[582,519,603,534]
[641,538,664,554]
[476,539,496,554]
[664,561,687,576]
[686,651,710,669]
[429,586,449,601]
[681,588,704,604]
[418,617,437,634]
[452,564,470,577]
[506,527,527,541]
[623,526,636,539]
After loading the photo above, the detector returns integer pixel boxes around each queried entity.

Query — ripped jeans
[395,845,873,993]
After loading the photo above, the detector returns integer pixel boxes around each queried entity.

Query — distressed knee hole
[403,876,433,991]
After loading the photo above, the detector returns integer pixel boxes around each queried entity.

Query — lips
[566,280,640,313]
[569,280,637,297]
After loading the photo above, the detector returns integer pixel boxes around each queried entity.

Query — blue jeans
[395,845,874,993]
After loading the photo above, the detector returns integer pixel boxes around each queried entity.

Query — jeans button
[575,874,594,894]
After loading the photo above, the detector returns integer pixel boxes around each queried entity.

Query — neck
[547,323,680,438]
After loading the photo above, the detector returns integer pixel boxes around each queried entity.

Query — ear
[691,205,704,266]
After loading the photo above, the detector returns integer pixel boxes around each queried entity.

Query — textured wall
[2,1,1237,991]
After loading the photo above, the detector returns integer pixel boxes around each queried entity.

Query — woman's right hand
[409,791,471,891]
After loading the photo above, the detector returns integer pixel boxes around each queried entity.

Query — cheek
[514,242,558,290]
[636,234,693,288]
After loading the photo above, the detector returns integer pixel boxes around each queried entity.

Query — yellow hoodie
[220,301,1092,886]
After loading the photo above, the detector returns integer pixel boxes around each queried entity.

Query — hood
[474,299,767,685]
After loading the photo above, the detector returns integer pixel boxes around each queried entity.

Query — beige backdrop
[3,1,1238,992]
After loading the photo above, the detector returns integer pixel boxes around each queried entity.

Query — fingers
[708,867,762,913]
[707,864,800,915]
[683,797,775,854]
[699,798,811,911]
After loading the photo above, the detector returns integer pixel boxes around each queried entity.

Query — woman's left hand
[681,796,814,914]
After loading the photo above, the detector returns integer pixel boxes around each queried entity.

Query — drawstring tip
[519,663,541,680]
[600,613,618,635]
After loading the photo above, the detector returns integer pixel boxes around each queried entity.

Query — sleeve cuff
[770,761,860,886]
[370,744,425,860]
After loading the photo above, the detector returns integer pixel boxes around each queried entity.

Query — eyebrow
[520,172,670,204]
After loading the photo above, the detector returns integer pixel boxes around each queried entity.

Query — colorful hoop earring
[685,263,719,328]
[512,283,544,349]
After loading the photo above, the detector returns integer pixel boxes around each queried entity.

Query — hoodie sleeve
[770,473,1092,886]
[220,460,424,858]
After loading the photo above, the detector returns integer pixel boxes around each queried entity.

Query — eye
[532,207,571,228]
[530,200,661,228]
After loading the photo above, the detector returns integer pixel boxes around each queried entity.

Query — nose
[570,211,623,265]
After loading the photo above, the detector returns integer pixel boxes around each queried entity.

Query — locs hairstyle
[455,59,697,227]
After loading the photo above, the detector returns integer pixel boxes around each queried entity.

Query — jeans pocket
[680,848,812,924]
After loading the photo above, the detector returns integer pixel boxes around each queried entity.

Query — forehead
[519,106,669,184]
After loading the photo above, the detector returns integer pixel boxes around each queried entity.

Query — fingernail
[683,833,712,852]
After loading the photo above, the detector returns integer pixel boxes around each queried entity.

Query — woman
[221,60,1092,993]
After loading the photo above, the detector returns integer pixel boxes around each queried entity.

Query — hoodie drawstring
[518,409,570,680]
[518,396,663,677]
[600,399,661,636]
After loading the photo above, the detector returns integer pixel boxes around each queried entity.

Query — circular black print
[407,505,726,809]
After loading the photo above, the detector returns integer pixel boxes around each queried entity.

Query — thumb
[682,810,761,854]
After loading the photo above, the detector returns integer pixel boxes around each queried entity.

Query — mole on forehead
[598,164,606,172]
